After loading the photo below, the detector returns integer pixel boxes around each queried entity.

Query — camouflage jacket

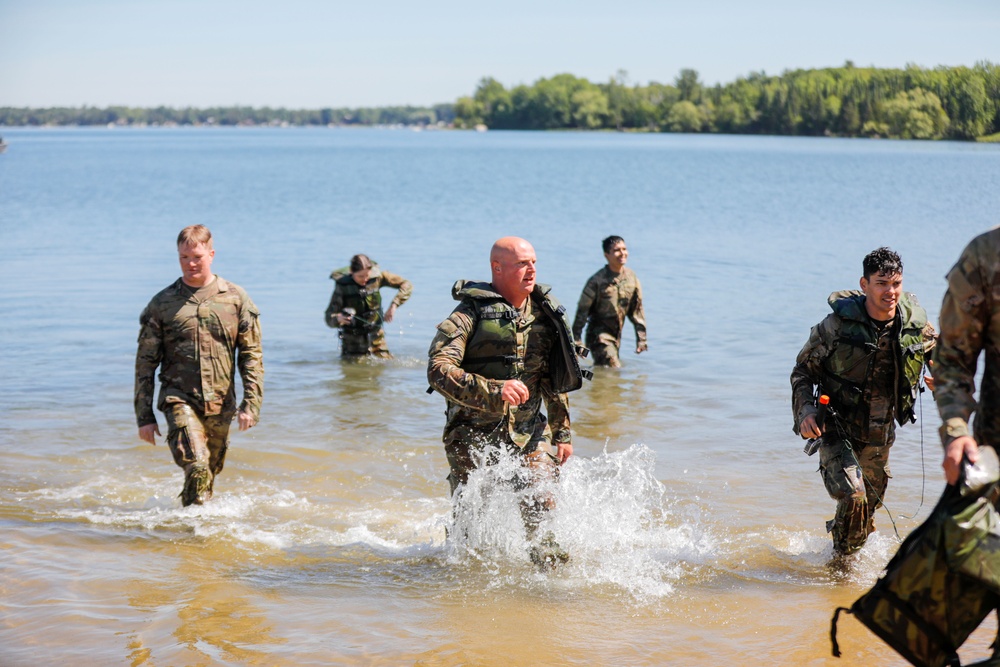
[572,265,647,347]
[791,290,935,447]
[427,282,572,449]
[324,265,412,330]
[934,228,1000,449]
[135,276,264,427]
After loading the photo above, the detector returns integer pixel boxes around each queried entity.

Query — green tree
[571,87,609,129]
[665,100,702,132]
[880,87,949,139]
[675,69,702,102]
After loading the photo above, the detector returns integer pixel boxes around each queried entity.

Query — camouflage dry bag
[831,448,1000,667]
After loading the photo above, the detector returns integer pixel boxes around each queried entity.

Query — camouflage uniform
[324,265,412,358]
[428,282,572,496]
[135,277,263,505]
[791,290,935,554]
[935,228,1000,452]
[572,265,647,367]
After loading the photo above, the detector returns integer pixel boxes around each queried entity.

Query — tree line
[0,104,456,128]
[3,62,999,140]
[455,62,1000,140]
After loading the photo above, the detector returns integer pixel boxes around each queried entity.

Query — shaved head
[490,236,532,265]
[490,237,537,307]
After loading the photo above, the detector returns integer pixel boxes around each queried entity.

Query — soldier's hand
[636,341,647,354]
[336,313,352,326]
[384,303,397,323]
[501,379,530,406]
[556,442,573,464]
[237,410,257,432]
[943,435,979,485]
[139,423,160,445]
[799,414,822,439]
[924,359,935,392]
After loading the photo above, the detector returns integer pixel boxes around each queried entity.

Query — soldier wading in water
[427,236,590,567]
[791,247,936,558]
[325,253,412,358]
[572,235,647,368]
[135,225,264,505]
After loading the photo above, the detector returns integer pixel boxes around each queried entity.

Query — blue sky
[2,0,999,108]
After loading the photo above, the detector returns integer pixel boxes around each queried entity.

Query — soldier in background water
[428,237,587,566]
[572,235,647,368]
[791,247,935,557]
[325,254,412,358]
[135,225,264,506]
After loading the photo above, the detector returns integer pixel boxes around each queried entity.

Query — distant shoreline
[3,62,999,140]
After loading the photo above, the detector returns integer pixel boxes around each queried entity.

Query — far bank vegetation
[4,62,999,141]
[455,62,1000,140]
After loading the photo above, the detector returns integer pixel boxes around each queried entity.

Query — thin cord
[898,383,927,520]
[873,380,929,543]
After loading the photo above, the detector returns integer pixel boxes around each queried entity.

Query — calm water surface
[2,127,1000,665]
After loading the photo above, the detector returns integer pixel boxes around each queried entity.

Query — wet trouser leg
[341,328,391,358]
[443,435,560,523]
[819,439,890,554]
[165,403,233,506]
[587,330,622,368]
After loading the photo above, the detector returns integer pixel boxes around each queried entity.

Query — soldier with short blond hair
[135,225,263,505]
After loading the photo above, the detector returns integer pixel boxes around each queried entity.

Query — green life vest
[819,290,928,428]
[452,280,592,393]
[331,265,384,332]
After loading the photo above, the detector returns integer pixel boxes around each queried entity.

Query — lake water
[2,127,1000,665]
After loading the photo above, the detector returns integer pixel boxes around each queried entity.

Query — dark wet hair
[602,235,625,253]
[863,247,903,279]
[350,254,373,273]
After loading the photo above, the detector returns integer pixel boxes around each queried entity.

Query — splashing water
[445,443,718,600]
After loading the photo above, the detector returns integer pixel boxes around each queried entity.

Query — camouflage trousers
[340,328,391,358]
[818,438,891,554]
[586,329,623,368]
[165,403,233,506]
[444,436,560,494]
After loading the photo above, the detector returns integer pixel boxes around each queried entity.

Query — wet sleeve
[572,275,598,342]
[380,270,413,308]
[324,282,344,328]
[134,302,163,427]
[427,303,505,413]
[544,385,572,445]
[934,243,988,444]
[790,316,835,435]
[237,295,265,421]
[627,275,648,345]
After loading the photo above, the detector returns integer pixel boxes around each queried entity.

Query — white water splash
[445,443,719,600]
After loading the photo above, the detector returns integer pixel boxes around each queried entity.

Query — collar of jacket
[452,280,553,303]
[826,289,927,329]
[171,276,229,294]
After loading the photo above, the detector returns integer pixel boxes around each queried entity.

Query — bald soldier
[135,225,263,506]
[427,237,588,566]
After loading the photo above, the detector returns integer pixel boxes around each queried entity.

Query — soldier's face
[352,268,372,286]
[604,242,628,271]
[178,241,215,287]
[493,243,537,304]
[860,271,903,321]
